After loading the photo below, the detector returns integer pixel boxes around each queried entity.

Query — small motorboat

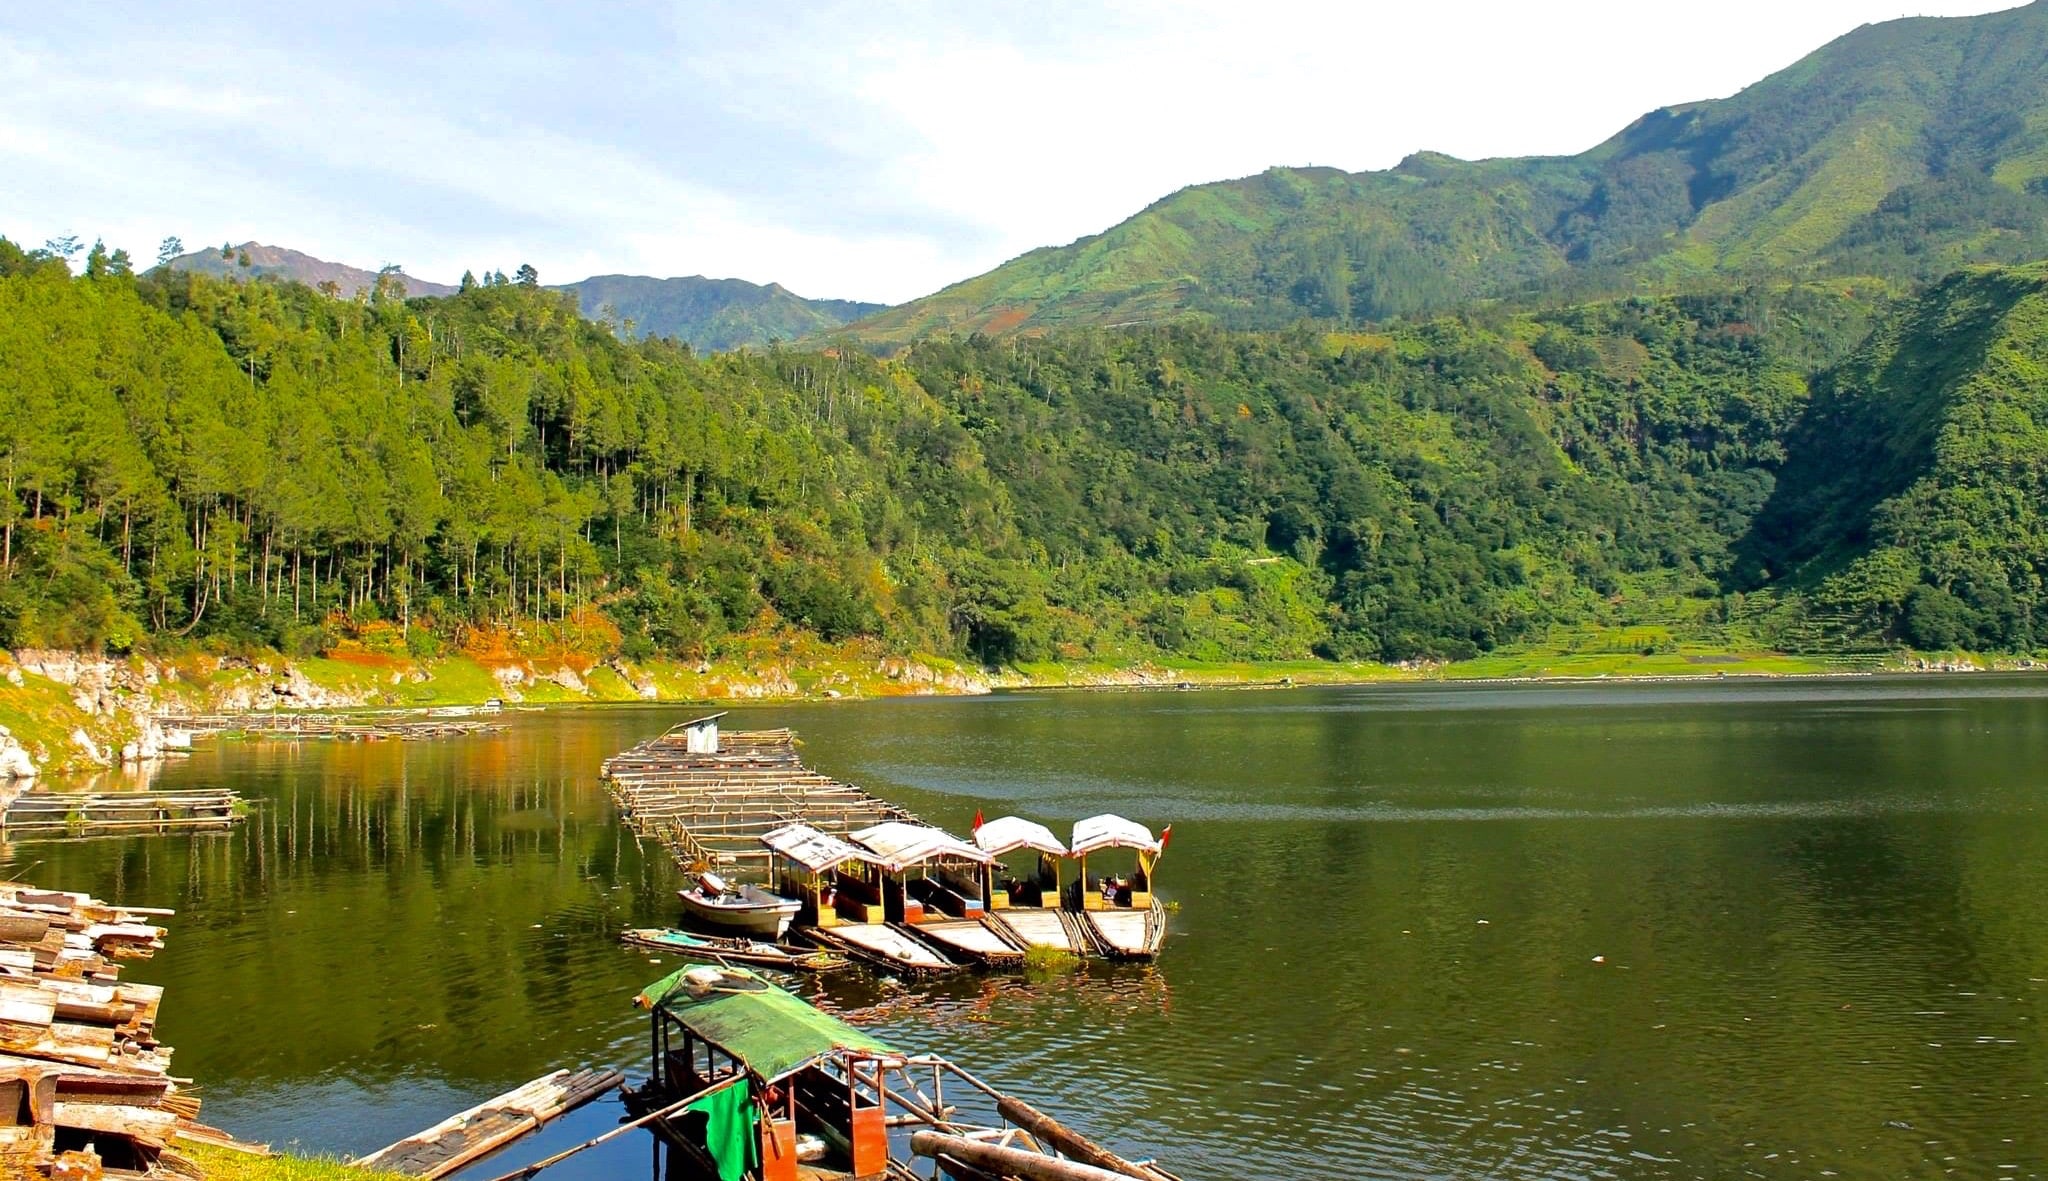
[621,928,848,973]
[677,871,802,938]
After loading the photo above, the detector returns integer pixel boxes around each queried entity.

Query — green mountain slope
[555,274,883,351]
[850,1,2048,344]
[1743,262,2048,649]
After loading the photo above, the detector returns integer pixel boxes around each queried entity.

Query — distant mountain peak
[166,241,456,298]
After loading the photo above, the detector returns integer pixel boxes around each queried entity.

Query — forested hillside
[25,231,2040,669]
[849,2,2048,343]
[556,275,884,352]
[1744,263,2048,650]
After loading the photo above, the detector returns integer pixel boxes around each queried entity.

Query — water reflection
[3,680,2045,1179]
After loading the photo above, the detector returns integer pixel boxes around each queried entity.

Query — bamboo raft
[353,1067,624,1178]
[0,882,259,1178]
[601,719,916,870]
[2,788,243,836]
[166,710,505,742]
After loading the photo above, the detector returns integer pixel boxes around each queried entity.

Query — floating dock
[165,709,504,742]
[352,1067,623,1178]
[1,787,243,836]
[601,716,915,869]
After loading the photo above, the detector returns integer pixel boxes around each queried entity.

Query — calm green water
[11,678,2048,1180]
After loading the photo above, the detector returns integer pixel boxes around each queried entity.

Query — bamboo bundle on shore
[0,882,257,1179]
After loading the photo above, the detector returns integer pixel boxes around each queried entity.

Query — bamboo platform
[915,918,1026,966]
[2,788,243,835]
[601,727,917,869]
[989,908,1089,954]
[1081,902,1169,961]
[801,923,962,977]
[352,1067,624,1178]
[166,710,504,742]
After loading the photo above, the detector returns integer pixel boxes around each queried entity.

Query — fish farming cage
[634,965,1182,1181]
[602,726,920,872]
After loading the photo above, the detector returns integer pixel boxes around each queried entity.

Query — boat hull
[676,887,801,937]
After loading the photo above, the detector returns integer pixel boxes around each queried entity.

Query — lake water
[13,677,2048,1180]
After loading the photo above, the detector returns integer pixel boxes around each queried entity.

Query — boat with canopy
[628,964,1185,1181]
[1067,814,1170,960]
[849,821,1025,966]
[974,815,1089,953]
[762,822,961,975]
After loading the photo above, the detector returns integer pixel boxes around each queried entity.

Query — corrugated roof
[761,823,876,872]
[638,965,894,1082]
[974,816,1068,859]
[851,822,990,870]
[1070,814,1160,857]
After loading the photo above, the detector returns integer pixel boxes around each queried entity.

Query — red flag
[1158,824,1172,851]
[972,809,984,831]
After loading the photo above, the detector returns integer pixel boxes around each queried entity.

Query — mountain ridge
[843,1,2048,344]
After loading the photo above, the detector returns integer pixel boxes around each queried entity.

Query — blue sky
[0,1,2021,303]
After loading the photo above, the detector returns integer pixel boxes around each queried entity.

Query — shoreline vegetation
[1,634,2032,780]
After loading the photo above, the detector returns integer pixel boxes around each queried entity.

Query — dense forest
[1,236,2043,665]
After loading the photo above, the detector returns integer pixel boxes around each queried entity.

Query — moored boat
[850,821,1025,966]
[973,815,1085,953]
[620,928,849,973]
[1066,814,1171,960]
[676,871,802,938]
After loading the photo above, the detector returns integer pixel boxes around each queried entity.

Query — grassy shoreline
[1,641,2034,780]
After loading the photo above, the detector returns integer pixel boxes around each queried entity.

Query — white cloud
[0,1,2024,304]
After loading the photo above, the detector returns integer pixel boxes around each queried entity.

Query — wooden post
[908,1133,1134,1181]
[994,1096,1174,1181]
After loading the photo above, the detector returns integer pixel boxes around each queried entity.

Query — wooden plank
[353,1067,623,1178]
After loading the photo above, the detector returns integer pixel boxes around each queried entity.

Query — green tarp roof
[638,966,896,1083]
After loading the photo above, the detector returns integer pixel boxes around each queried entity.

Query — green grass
[180,1142,412,1181]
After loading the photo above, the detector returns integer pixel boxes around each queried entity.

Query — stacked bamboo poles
[602,729,916,869]
[0,882,252,1179]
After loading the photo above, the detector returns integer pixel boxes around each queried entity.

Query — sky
[0,1,2024,304]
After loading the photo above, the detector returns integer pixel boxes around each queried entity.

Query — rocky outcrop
[0,725,37,779]
[876,657,992,695]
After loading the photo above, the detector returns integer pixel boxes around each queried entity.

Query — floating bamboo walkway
[353,1067,624,1178]
[166,710,504,742]
[601,725,916,869]
[2,788,244,836]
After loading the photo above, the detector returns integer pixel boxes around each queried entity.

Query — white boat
[676,872,801,938]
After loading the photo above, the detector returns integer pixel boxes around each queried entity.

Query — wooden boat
[973,816,1082,952]
[803,922,962,976]
[631,964,1184,1181]
[620,928,849,973]
[850,821,1027,967]
[1066,814,1171,961]
[676,872,801,938]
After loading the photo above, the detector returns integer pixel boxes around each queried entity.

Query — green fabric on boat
[685,1076,755,1181]
[638,965,894,1082]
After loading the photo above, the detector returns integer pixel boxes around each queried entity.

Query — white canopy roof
[851,822,991,871]
[1070,814,1160,857]
[974,816,1068,859]
[762,823,876,872]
